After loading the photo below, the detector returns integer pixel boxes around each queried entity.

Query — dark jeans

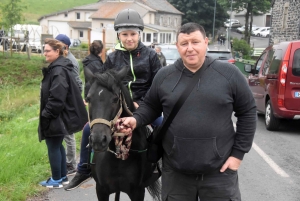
[45,136,67,180]
[77,116,163,174]
[161,162,241,201]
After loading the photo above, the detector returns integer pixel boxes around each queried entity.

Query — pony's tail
[114,191,120,201]
[147,180,161,201]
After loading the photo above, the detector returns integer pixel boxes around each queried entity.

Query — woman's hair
[90,40,103,56]
[44,38,67,56]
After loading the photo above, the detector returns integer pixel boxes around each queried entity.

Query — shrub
[232,38,253,59]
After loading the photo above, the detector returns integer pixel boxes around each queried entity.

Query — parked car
[70,39,81,48]
[224,22,242,28]
[260,29,270,37]
[28,39,43,53]
[252,27,270,37]
[236,25,258,33]
[159,44,180,66]
[223,19,239,27]
[206,50,235,64]
[244,41,300,130]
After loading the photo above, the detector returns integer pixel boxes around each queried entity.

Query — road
[42,115,300,201]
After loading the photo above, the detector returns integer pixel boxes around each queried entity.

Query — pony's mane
[93,69,135,113]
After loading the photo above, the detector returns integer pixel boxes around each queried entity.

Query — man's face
[118,30,139,51]
[155,48,161,55]
[176,30,208,71]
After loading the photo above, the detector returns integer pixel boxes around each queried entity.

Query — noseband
[88,92,134,160]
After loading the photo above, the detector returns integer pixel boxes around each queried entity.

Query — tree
[219,0,271,44]
[0,0,26,56]
[167,0,228,37]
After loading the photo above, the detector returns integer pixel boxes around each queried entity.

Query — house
[270,0,300,45]
[38,0,183,47]
[229,10,271,28]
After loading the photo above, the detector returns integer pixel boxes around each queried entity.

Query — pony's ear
[84,67,95,81]
[117,66,129,81]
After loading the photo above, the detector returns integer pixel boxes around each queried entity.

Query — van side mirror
[244,64,252,73]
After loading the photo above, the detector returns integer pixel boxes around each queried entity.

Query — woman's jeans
[45,136,67,180]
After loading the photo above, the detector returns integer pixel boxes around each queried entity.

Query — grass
[0,53,84,201]
[2,0,98,24]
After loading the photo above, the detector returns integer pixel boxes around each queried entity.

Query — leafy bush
[232,38,253,60]
[80,43,89,49]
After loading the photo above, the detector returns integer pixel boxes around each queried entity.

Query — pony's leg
[127,187,145,201]
[96,183,109,201]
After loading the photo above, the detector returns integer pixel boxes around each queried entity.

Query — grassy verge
[0,53,84,201]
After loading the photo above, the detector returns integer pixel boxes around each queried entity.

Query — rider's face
[118,30,140,51]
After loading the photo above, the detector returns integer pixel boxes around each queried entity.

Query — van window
[269,49,283,74]
[263,49,274,75]
[256,53,267,74]
[292,49,300,76]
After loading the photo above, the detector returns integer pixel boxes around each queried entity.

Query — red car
[245,41,300,131]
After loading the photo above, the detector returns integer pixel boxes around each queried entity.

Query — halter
[88,91,134,160]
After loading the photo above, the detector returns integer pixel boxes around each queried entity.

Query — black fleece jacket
[134,56,257,174]
[82,54,104,98]
[102,41,161,105]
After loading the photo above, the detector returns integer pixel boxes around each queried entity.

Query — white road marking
[233,122,289,178]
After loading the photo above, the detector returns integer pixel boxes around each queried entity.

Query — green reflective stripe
[128,52,136,99]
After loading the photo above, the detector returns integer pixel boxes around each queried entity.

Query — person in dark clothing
[82,40,104,99]
[155,46,167,67]
[118,23,257,200]
[38,38,88,188]
[64,9,162,191]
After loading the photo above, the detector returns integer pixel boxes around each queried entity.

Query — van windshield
[292,49,300,76]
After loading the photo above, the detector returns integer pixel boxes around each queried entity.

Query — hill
[3,0,98,24]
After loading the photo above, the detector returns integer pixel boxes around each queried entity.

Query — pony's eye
[112,97,119,103]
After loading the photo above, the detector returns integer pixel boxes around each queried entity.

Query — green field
[2,0,98,24]
[0,53,84,200]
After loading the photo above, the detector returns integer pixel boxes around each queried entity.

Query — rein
[88,92,144,160]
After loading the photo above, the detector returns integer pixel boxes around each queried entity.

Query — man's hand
[220,156,241,172]
[116,117,137,134]
[133,102,139,109]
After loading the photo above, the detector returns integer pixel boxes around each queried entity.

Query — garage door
[48,21,70,38]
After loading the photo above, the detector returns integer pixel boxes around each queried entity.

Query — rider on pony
[65,8,163,191]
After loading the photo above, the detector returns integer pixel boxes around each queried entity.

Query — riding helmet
[114,9,144,31]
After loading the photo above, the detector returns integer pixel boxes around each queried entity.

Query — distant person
[155,46,167,67]
[38,38,87,188]
[55,34,83,176]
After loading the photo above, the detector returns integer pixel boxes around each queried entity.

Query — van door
[285,46,300,110]
[248,52,268,112]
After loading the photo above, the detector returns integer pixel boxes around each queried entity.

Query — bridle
[88,91,134,160]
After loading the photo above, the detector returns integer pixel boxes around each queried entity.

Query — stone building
[270,0,300,45]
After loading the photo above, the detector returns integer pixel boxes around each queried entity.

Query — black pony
[85,67,161,201]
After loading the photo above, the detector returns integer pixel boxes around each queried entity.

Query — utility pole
[212,0,216,42]
[228,0,233,49]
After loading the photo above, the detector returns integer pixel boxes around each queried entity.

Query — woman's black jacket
[38,56,88,141]
[82,53,103,99]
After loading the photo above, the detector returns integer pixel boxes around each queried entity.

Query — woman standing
[82,40,104,99]
[38,38,87,188]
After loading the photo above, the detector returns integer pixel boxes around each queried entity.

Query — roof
[38,1,103,21]
[145,24,176,32]
[68,21,91,29]
[98,0,183,15]
[90,2,156,19]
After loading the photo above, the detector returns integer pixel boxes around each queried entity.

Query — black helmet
[114,9,144,31]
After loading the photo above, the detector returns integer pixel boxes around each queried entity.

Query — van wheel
[265,100,280,131]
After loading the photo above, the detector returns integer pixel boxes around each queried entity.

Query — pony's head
[85,67,134,152]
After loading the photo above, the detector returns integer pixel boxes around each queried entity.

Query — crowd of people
[38,8,256,201]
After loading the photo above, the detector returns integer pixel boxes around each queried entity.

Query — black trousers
[161,162,241,201]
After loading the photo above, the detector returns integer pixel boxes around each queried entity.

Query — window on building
[153,33,158,43]
[101,23,104,27]
[79,30,83,37]
[174,18,177,26]
[168,17,171,25]
[160,16,163,26]
[64,13,68,18]
[76,13,80,20]
[146,33,151,42]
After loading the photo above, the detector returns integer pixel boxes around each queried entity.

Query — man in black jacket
[118,22,256,201]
